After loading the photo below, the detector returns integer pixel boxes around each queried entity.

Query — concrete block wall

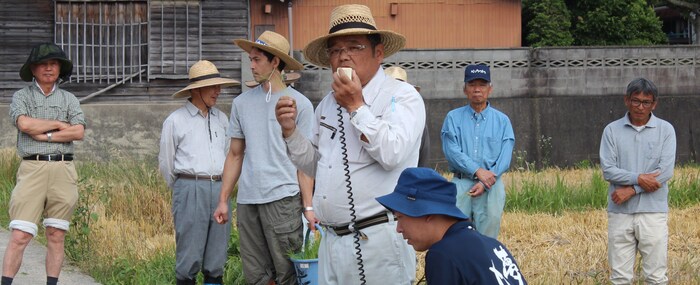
[294,46,700,168]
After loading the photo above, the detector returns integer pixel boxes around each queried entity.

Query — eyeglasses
[630,98,654,108]
[325,44,367,58]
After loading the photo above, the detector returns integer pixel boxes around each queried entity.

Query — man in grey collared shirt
[158,60,239,285]
[599,78,676,285]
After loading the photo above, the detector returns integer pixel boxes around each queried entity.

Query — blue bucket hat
[376,167,468,220]
[20,43,73,82]
[464,64,490,83]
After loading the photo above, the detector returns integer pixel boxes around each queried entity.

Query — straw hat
[244,71,301,88]
[233,31,303,71]
[20,43,73,82]
[303,4,406,68]
[384,66,420,92]
[172,60,240,99]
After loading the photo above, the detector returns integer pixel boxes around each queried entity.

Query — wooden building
[0,0,248,103]
[0,0,521,103]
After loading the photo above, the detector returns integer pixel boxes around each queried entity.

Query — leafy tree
[569,0,668,45]
[665,0,700,43]
[523,0,574,47]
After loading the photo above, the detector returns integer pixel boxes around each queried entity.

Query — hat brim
[465,75,491,83]
[234,39,304,71]
[303,29,406,68]
[244,72,301,88]
[172,77,240,99]
[376,192,468,220]
[20,57,73,82]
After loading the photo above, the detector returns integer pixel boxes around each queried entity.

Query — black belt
[177,173,222,181]
[23,154,74,161]
[327,213,390,236]
[453,172,474,180]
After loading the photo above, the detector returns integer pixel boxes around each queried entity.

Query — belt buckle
[210,175,215,181]
[47,155,51,162]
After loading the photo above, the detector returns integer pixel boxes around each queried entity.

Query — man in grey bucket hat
[4,43,86,285]
[376,167,527,285]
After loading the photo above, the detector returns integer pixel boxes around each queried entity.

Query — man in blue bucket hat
[376,168,527,285]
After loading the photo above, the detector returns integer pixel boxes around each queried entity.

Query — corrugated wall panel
[250,0,521,52]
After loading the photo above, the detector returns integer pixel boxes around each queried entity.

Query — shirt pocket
[212,121,227,151]
[33,102,67,122]
[485,137,503,160]
[645,141,661,160]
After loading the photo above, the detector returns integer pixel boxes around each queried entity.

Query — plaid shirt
[9,83,86,157]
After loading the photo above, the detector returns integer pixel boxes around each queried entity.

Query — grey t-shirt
[228,85,314,204]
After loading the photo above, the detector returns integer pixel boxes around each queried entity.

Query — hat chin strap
[255,68,278,84]
[257,69,284,103]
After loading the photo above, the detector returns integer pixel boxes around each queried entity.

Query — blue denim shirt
[441,103,515,178]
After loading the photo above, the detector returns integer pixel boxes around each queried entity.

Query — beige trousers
[608,212,668,285]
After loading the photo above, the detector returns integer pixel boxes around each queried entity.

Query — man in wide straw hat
[4,43,85,285]
[384,66,431,168]
[275,4,425,284]
[376,167,527,285]
[158,60,239,285]
[213,30,315,285]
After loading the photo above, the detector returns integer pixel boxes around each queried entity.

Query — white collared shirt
[286,67,426,225]
[158,100,229,188]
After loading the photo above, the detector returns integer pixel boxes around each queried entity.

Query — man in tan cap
[213,31,315,285]
[275,4,424,284]
[158,60,239,285]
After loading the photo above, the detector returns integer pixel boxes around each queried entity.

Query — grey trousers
[172,178,231,281]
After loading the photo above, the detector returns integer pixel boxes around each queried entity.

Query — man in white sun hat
[158,60,239,285]
[213,30,315,285]
[275,4,424,284]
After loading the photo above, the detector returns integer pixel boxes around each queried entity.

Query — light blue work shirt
[441,102,515,178]
[599,113,676,214]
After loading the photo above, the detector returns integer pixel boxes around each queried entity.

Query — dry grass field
[413,205,700,284]
[1,149,698,284]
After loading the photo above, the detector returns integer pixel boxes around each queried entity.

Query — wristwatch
[46,132,53,143]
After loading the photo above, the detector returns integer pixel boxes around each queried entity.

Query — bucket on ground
[290,224,323,285]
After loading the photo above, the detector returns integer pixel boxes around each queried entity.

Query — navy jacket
[425,221,527,285]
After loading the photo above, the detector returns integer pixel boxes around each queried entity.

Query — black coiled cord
[336,104,367,285]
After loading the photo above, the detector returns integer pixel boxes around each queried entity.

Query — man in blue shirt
[441,64,515,238]
[599,78,676,284]
[376,167,526,285]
